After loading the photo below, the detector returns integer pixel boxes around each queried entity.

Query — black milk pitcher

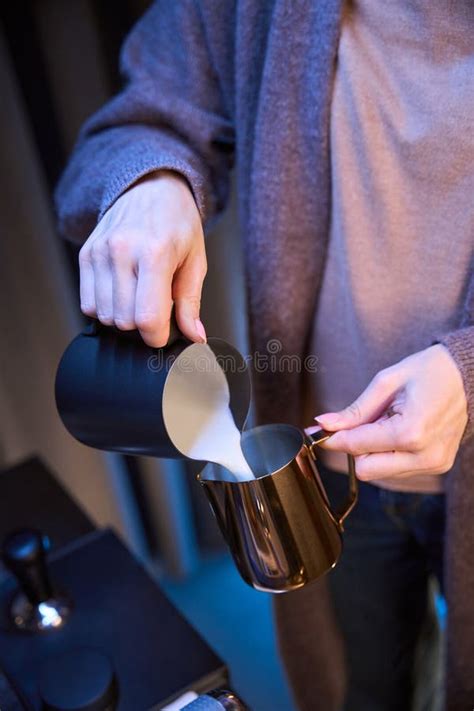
[55,319,250,460]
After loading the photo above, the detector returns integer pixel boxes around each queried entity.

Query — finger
[109,236,137,330]
[315,369,402,431]
[172,251,207,343]
[91,240,114,324]
[78,245,97,317]
[354,451,420,481]
[320,413,406,455]
[369,475,445,493]
[135,252,173,347]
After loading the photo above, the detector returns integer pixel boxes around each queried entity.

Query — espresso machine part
[206,689,249,710]
[180,689,248,711]
[1,529,72,632]
[0,667,28,711]
[39,648,118,711]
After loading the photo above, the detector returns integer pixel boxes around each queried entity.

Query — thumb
[172,252,207,343]
[315,370,401,431]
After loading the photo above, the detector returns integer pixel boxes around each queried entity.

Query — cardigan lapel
[238,0,344,428]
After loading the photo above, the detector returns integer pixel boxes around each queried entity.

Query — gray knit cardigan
[56,2,474,709]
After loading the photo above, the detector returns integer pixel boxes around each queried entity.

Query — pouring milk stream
[162,343,255,481]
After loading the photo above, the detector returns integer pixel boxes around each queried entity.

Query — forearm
[55,1,235,244]
[55,125,213,243]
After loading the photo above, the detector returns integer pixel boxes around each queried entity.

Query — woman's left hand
[315,344,468,487]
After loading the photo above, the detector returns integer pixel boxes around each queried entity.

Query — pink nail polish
[195,318,207,343]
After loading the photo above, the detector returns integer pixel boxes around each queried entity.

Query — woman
[56,2,474,709]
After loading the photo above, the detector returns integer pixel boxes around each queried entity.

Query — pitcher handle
[82,302,184,346]
[306,428,358,530]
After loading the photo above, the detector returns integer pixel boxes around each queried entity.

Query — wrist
[131,169,193,194]
[434,331,474,443]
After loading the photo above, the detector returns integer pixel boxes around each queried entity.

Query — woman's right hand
[78,169,208,347]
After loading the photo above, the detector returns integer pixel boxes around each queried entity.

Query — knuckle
[90,240,109,262]
[346,401,362,423]
[108,233,132,262]
[445,449,457,470]
[174,218,200,242]
[331,431,350,452]
[419,448,437,469]
[97,312,114,326]
[140,243,169,267]
[143,335,167,348]
[137,323,169,348]
[441,456,455,473]
[114,317,136,331]
[135,312,170,336]
[389,422,406,449]
[354,457,370,480]
[403,425,426,451]
[343,441,360,456]
[427,447,455,473]
[81,303,96,317]
[373,368,393,389]
[135,312,158,331]
[78,246,92,267]
[421,450,444,473]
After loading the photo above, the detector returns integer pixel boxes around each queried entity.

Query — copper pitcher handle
[307,428,358,530]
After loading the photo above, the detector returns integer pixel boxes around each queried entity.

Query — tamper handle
[2,529,53,604]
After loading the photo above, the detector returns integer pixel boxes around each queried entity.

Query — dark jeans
[318,463,446,711]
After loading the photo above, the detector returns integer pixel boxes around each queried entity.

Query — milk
[162,343,254,481]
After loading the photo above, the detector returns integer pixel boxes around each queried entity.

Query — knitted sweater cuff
[98,135,211,223]
[55,126,215,245]
[436,326,474,443]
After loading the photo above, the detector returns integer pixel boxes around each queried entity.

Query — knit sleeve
[54,0,235,243]
[437,326,474,443]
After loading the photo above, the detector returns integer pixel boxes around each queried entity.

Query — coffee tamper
[1,529,72,632]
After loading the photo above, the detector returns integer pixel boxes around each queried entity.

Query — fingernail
[195,318,207,343]
[315,413,340,426]
[305,425,323,436]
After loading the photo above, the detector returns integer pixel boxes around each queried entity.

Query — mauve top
[308,0,474,490]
